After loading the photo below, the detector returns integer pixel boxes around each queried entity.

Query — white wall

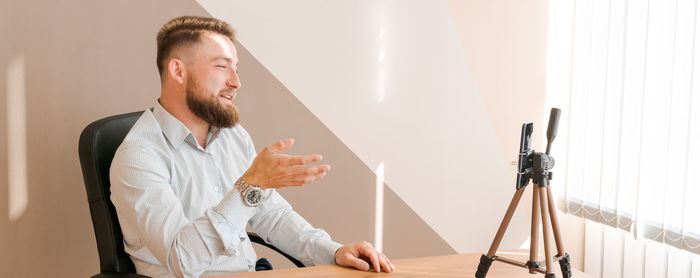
[198,0,557,254]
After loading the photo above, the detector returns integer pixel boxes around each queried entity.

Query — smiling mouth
[219,92,236,103]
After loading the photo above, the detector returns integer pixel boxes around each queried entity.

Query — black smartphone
[516,122,533,190]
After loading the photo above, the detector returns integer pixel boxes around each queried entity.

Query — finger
[285,154,323,165]
[359,243,381,272]
[308,172,327,183]
[375,253,387,273]
[293,171,327,186]
[347,256,370,271]
[265,138,294,153]
[380,253,394,272]
[288,165,331,177]
[379,253,391,271]
[385,253,396,271]
[375,252,390,273]
[279,171,327,187]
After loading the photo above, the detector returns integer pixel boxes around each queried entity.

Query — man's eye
[217,65,227,69]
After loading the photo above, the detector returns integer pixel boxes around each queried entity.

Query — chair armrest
[247,232,306,268]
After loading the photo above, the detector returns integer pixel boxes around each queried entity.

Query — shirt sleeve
[110,145,254,278]
[242,135,342,267]
[248,190,343,266]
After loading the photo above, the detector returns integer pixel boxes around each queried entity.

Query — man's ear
[167,58,186,84]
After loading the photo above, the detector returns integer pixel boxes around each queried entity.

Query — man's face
[185,32,241,128]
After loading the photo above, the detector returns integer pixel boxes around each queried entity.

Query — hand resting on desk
[335,241,396,273]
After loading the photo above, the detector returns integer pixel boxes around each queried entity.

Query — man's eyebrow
[212,56,237,65]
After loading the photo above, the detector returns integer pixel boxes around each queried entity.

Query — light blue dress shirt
[109,103,342,278]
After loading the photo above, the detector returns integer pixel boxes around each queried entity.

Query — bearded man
[109,15,394,278]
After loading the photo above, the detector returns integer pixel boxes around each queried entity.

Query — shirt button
[214,186,220,192]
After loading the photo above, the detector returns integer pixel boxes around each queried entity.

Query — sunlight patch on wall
[7,55,28,222]
[374,161,385,253]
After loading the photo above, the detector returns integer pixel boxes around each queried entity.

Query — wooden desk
[208,251,593,277]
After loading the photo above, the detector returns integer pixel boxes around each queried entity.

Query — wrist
[241,172,264,190]
[234,176,265,207]
[334,247,341,264]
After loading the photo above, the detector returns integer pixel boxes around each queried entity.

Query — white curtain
[546,0,700,255]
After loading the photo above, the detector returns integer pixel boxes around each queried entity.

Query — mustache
[219,88,236,94]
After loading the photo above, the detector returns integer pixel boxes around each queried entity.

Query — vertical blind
[546,0,700,255]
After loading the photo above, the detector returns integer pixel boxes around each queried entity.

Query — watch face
[245,189,263,206]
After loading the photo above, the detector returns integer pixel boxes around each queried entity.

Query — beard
[185,75,239,128]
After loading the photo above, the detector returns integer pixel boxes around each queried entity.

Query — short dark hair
[156,15,236,77]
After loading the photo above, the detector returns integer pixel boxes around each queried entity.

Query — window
[547,0,700,254]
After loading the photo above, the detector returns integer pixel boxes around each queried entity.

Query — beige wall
[0,0,584,276]
[0,0,210,276]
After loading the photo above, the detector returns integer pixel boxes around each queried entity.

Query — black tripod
[475,108,572,278]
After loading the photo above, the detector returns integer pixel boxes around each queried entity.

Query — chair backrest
[78,111,143,274]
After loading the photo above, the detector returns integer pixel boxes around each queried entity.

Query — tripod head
[516,108,561,190]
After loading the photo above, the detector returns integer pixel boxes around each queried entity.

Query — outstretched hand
[335,241,395,273]
[242,138,330,189]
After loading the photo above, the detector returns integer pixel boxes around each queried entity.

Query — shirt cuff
[313,238,343,266]
[213,189,249,218]
[209,190,257,256]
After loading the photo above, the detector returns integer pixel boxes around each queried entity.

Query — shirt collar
[152,101,223,150]
[152,101,193,149]
[208,125,221,144]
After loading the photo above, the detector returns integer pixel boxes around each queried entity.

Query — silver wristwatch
[234,177,264,207]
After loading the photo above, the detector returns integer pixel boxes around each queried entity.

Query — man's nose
[227,70,241,89]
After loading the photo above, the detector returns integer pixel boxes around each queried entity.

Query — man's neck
[158,98,210,149]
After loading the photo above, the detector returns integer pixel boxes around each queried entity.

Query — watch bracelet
[234,177,250,194]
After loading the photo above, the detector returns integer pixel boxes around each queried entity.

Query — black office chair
[78,111,304,278]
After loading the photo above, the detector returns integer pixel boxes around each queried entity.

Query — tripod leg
[538,186,554,276]
[476,187,526,278]
[545,186,564,254]
[527,184,541,274]
[546,186,572,278]
[485,187,526,257]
